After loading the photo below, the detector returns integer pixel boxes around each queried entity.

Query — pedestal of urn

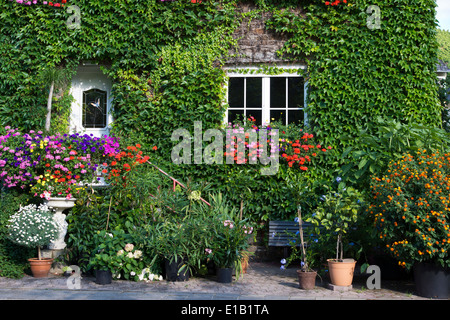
[44,197,76,251]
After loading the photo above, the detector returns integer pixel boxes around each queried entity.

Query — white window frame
[224,65,308,126]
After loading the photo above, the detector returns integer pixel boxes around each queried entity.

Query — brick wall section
[227,3,293,65]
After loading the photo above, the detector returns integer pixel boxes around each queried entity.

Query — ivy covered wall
[266,0,441,148]
[0,0,442,186]
[0,0,441,150]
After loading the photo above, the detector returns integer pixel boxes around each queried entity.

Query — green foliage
[339,117,450,190]
[87,228,161,280]
[205,193,254,269]
[368,151,450,270]
[0,1,444,275]
[0,190,35,278]
[267,0,441,155]
[307,179,363,261]
[438,76,450,132]
[437,29,450,64]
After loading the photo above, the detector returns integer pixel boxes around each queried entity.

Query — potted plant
[151,219,193,282]
[369,151,450,298]
[307,178,362,287]
[294,206,319,289]
[7,203,59,278]
[88,229,133,285]
[205,213,254,283]
[277,132,333,289]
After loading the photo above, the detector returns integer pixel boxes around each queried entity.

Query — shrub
[0,190,35,278]
[7,203,58,259]
[368,150,450,270]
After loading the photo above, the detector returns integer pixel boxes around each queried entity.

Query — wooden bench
[268,220,313,258]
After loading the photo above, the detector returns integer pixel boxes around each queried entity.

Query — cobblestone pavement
[0,261,442,301]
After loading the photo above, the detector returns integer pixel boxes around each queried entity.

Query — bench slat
[268,220,313,247]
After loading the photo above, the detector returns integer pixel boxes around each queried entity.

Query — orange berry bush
[368,150,450,270]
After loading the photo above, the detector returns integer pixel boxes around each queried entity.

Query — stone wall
[227,4,296,65]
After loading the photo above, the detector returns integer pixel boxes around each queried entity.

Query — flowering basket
[0,127,119,199]
[369,150,450,270]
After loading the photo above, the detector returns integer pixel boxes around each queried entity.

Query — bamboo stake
[297,205,307,271]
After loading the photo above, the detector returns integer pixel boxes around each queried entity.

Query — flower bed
[0,127,119,199]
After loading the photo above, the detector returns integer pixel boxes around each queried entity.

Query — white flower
[127,252,134,259]
[133,250,142,259]
[117,249,124,256]
[124,243,134,252]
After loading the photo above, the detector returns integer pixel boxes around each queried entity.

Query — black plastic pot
[217,267,233,283]
[413,262,449,299]
[95,269,112,285]
[165,256,190,282]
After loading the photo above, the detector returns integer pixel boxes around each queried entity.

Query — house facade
[0,1,443,151]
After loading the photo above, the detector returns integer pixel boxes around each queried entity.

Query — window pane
[288,77,304,108]
[83,89,107,128]
[270,78,286,108]
[228,109,245,125]
[228,78,244,108]
[247,110,262,126]
[270,110,286,125]
[288,110,304,125]
[246,78,262,108]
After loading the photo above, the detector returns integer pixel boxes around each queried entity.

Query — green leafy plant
[0,190,36,278]
[340,117,450,190]
[281,224,320,272]
[307,179,363,261]
[87,228,161,281]
[206,216,254,270]
[368,150,450,270]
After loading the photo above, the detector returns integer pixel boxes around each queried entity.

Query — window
[82,88,107,129]
[226,70,306,126]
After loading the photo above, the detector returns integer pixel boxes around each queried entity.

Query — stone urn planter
[44,197,76,250]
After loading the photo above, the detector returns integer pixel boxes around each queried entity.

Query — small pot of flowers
[7,203,59,278]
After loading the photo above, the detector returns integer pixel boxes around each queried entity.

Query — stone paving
[0,261,441,301]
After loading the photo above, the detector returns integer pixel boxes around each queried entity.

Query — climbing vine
[0,0,443,221]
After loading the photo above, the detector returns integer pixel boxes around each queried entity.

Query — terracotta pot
[28,258,53,278]
[297,270,317,290]
[327,259,356,287]
[241,258,249,274]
